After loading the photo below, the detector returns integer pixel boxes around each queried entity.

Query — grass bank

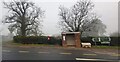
[2,40,61,47]
[3,41,120,49]
[92,46,120,49]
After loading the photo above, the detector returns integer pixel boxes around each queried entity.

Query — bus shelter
[62,32,81,48]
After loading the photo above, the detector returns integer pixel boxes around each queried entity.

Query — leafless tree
[81,18,106,36]
[58,0,106,36]
[3,0,44,36]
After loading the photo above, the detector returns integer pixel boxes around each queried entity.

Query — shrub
[110,37,119,46]
[80,37,113,46]
[13,36,62,45]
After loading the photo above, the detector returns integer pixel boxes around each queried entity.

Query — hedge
[80,37,94,45]
[81,37,119,46]
[13,36,119,46]
[110,37,119,46]
[13,36,62,45]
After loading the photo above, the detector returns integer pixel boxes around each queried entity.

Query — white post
[63,36,66,41]
[92,38,96,46]
[98,37,101,42]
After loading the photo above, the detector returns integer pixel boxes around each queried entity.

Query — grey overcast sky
[0,0,119,36]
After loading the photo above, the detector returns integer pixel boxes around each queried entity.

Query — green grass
[12,43,55,46]
[3,40,119,49]
[92,46,120,49]
[2,40,60,47]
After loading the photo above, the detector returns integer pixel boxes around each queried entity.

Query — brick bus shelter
[62,32,81,48]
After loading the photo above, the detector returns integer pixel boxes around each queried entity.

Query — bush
[81,37,92,42]
[81,37,113,46]
[80,37,94,45]
[110,37,119,46]
[13,36,62,45]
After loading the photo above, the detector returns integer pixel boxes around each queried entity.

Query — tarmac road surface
[2,46,119,62]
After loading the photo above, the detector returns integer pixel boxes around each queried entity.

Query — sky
[0,0,119,36]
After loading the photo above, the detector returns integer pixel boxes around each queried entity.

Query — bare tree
[3,0,44,36]
[58,0,106,36]
[81,18,106,36]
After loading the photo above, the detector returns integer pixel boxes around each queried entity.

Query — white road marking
[76,58,100,61]
[18,51,29,53]
[2,50,11,52]
[83,54,97,56]
[38,52,50,54]
[94,52,119,56]
[111,54,120,56]
[60,53,72,55]
[76,58,112,61]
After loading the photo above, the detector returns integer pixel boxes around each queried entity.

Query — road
[2,46,119,62]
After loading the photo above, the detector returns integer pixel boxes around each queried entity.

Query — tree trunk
[21,23,26,36]
[21,16,26,37]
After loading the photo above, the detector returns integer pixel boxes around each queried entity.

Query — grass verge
[92,46,120,49]
[2,40,60,47]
